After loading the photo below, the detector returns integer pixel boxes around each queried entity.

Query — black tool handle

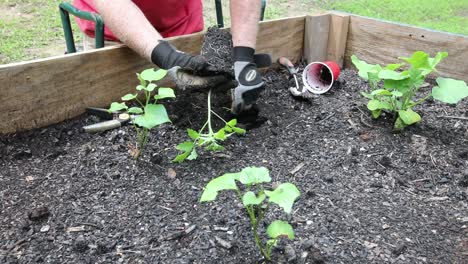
[278,57,298,75]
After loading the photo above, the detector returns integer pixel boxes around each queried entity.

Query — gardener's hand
[231,47,271,114]
[152,40,232,90]
[168,67,237,92]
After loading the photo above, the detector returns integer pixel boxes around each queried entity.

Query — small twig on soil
[76,222,99,229]
[7,238,28,252]
[410,178,431,183]
[375,161,386,169]
[437,115,468,120]
[327,198,337,208]
[360,113,376,128]
[289,162,305,176]
[346,118,358,130]
[316,113,336,124]
[430,153,438,168]
[156,204,174,212]
[286,121,298,129]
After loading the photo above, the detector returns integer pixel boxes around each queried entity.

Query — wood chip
[363,241,378,249]
[25,176,34,182]
[66,226,86,232]
[40,225,50,232]
[426,196,449,202]
[215,236,232,249]
[213,226,229,231]
[290,162,305,175]
[167,168,177,179]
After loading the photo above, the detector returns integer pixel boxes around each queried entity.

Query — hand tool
[82,107,136,133]
[278,57,314,98]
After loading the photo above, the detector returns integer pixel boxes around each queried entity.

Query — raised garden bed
[1,12,467,264]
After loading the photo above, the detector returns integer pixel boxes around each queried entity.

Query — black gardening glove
[231,47,271,114]
[151,40,231,90]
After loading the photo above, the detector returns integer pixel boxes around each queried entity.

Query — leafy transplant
[201,167,300,261]
[173,89,245,162]
[109,69,175,158]
[352,51,468,131]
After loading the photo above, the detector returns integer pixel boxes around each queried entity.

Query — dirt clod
[27,207,50,221]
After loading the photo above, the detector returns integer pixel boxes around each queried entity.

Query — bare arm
[230,0,262,48]
[92,0,162,61]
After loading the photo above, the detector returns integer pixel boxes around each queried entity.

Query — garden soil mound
[1,65,467,263]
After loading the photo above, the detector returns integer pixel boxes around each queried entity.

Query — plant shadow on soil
[1,31,468,264]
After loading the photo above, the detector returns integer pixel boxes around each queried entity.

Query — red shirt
[73,0,204,41]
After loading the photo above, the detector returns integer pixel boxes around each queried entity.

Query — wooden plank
[0,16,305,134]
[303,14,330,63]
[326,13,350,67]
[344,14,468,81]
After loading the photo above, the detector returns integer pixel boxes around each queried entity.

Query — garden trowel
[278,57,314,99]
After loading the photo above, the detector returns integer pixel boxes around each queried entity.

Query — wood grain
[303,14,330,63]
[0,17,305,134]
[344,14,468,81]
[326,13,350,67]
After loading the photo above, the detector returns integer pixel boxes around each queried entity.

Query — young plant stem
[210,110,229,124]
[207,89,213,135]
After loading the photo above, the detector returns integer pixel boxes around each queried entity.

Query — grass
[324,0,468,35]
[0,0,80,64]
[0,0,467,64]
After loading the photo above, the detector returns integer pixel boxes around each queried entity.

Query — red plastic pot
[302,61,341,94]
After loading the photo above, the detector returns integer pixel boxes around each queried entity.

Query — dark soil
[201,27,234,77]
[1,65,468,262]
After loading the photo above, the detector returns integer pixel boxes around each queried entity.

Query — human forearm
[230,0,261,49]
[92,0,162,61]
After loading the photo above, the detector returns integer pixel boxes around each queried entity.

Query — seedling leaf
[242,191,266,206]
[140,68,167,82]
[371,89,392,96]
[173,141,194,163]
[146,83,157,92]
[136,73,147,87]
[108,102,127,112]
[367,100,392,111]
[398,109,421,125]
[266,220,295,240]
[432,77,468,104]
[351,55,382,80]
[187,148,198,160]
[121,93,137,101]
[214,129,227,140]
[200,172,240,202]
[232,127,246,135]
[265,183,300,214]
[187,129,199,140]
[378,70,408,80]
[155,87,176,100]
[238,167,271,185]
[134,104,170,129]
[128,107,143,114]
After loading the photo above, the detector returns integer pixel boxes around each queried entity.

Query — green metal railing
[59,2,104,53]
[60,1,267,53]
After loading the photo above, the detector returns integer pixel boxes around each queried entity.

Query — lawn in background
[325,0,468,35]
[1,0,467,64]
[0,0,77,64]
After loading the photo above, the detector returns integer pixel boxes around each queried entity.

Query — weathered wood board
[0,16,305,134]
[344,14,468,81]
[303,14,330,63]
[326,13,350,68]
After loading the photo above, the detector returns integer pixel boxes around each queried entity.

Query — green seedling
[109,68,175,158]
[201,167,300,262]
[352,51,468,131]
[173,89,245,162]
